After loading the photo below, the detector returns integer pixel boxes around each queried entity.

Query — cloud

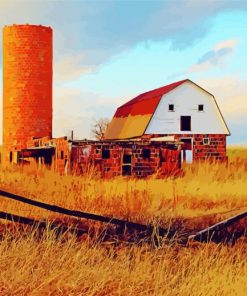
[199,77,247,144]
[147,0,246,49]
[196,76,247,143]
[168,38,240,79]
[54,53,96,82]
[214,38,239,51]
[52,85,129,139]
[198,76,247,114]
[0,1,246,143]
[189,38,239,72]
[0,0,246,81]
[198,76,247,117]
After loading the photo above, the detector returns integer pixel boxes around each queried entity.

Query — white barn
[105,79,230,162]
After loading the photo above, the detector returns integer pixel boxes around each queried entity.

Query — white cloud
[54,53,96,82]
[214,38,239,51]
[52,86,128,139]
[197,76,247,119]
[188,38,239,73]
[196,76,247,144]
[0,0,246,72]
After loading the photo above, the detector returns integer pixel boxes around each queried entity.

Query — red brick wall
[131,146,160,177]
[71,143,181,178]
[71,144,123,177]
[19,139,181,178]
[173,134,227,162]
[3,25,52,163]
[92,144,122,178]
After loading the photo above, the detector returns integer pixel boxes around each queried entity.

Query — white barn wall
[145,81,229,135]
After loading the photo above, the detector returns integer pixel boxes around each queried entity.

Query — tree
[91,118,110,140]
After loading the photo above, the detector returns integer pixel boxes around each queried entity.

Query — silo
[2,24,52,162]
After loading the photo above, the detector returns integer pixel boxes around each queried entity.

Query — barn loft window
[168,104,174,111]
[203,138,210,145]
[102,149,110,159]
[181,116,191,131]
[198,104,204,111]
[142,148,151,159]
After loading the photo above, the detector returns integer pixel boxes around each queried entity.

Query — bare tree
[91,118,110,140]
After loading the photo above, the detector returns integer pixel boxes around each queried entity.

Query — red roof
[104,79,189,139]
[115,79,188,118]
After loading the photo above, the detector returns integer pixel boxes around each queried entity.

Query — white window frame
[203,138,210,145]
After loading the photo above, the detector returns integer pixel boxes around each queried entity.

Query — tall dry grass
[0,228,246,296]
[0,147,246,228]
[0,147,246,295]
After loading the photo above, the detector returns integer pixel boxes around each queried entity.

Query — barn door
[122,153,132,176]
[180,138,193,164]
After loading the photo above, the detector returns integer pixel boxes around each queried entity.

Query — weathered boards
[0,188,246,244]
[188,210,247,243]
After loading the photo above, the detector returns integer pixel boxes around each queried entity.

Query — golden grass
[0,147,246,227]
[0,230,246,295]
[0,147,246,295]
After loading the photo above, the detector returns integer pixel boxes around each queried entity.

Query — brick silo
[2,24,52,163]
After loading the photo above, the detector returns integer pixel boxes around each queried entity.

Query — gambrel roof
[104,79,230,139]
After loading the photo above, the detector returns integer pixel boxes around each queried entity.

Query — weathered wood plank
[188,210,247,242]
[0,211,87,236]
[0,189,174,238]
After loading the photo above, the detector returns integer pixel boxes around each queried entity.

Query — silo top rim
[3,24,52,30]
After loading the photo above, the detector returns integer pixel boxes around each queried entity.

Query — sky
[0,0,246,144]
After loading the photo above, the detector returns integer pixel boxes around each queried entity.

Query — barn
[1,24,182,178]
[1,25,230,177]
[104,79,230,163]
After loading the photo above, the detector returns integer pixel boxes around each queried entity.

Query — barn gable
[105,79,230,140]
[145,80,230,135]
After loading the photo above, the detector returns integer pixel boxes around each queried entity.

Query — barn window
[203,138,210,145]
[102,149,110,159]
[123,154,131,163]
[180,116,191,131]
[122,154,132,176]
[142,148,151,159]
[168,104,174,111]
[198,104,204,111]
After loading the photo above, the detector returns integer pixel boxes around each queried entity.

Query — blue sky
[0,0,246,144]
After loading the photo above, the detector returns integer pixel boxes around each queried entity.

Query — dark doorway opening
[102,149,110,159]
[180,138,193,163]
[9,151,13,163]
[122,154,132,176]
[44,150,53,166]
[181,116,191,131]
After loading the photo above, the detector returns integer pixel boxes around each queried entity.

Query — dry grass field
[0,146,246,295]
